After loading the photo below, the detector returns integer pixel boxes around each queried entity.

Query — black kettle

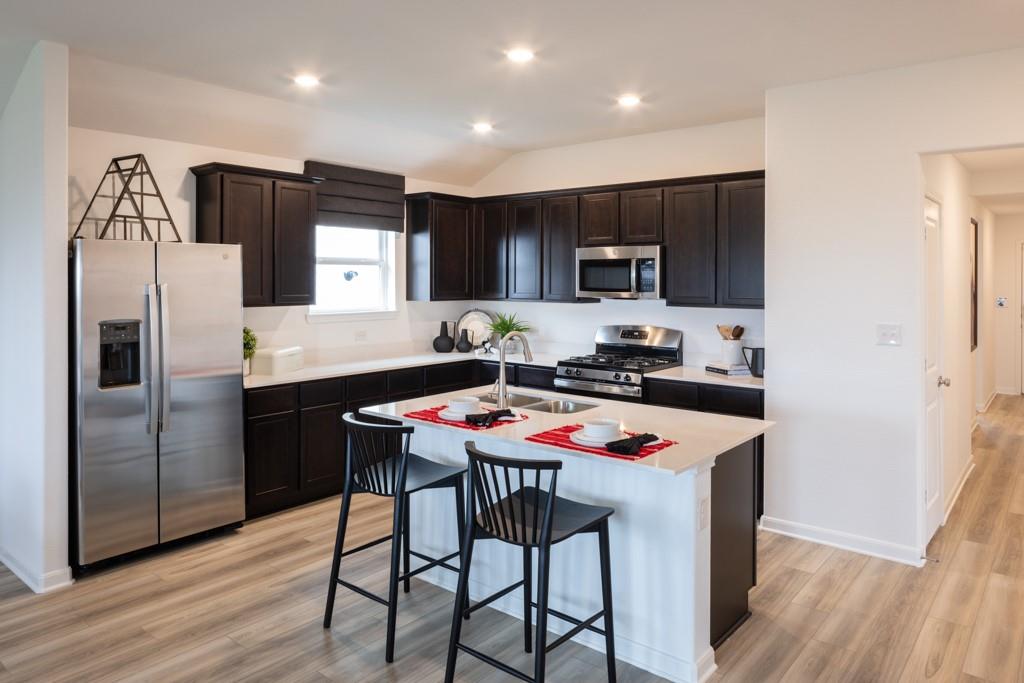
[742,347,765,378]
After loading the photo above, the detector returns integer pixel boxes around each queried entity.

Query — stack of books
[705,361,751,376]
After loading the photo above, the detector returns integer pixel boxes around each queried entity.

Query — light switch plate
[876,324,902,346]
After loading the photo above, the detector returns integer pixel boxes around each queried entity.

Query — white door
[924,198,945,543]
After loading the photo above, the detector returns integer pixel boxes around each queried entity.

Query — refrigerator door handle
[158,282,171,432]
[145,284,160,435]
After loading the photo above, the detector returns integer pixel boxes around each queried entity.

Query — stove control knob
[623,374,632,383]
[574,368,583,376]
[564,367,573,375]
[613,373,621,380]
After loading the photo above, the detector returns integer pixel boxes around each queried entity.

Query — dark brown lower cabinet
[424,360,478,394]
[245,411,300,518]
[516,365,556,390]
[300,404,345,498]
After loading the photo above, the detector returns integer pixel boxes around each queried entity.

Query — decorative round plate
[456,309,497,348]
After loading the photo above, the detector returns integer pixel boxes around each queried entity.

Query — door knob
[938,376,951,387]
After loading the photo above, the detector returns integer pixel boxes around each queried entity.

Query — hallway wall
[994,213,1024,395]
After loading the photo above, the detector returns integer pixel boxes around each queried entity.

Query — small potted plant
[488,313,531,354]
[242,326,258,376]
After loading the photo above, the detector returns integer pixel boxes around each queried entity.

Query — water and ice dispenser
[98,320,141,388]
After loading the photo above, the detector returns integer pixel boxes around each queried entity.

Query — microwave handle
[630,259,639,294]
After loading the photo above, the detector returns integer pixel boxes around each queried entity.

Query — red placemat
[525,424,677,461]
[402,405,529,431]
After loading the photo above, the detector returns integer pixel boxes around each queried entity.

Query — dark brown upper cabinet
[579,192,620,246]
[406,195,473,301]
[473,201,508,300]
[192,163,319,307]
[717,179,765,308]
[664,184,717,306]
[620,188,663,244]
[542,196,579,301]
[508,199,543,300]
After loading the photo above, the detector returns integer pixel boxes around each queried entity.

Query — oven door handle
[554,377,643,398]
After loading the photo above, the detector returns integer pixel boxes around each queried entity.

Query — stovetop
[562,353,679,372]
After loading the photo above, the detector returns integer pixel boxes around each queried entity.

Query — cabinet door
[508,199,543,300]
[245,412,299,516]
[717,180,765,307]
[431,200,473,300]
[223,173,273,307]
[300,404,345,498]
[273,180,317,306]
[664,184,717,306]
[517,366,555,390]
[424,361,477,394]
[579,192,619,246]
[542,196,579,301]
[474,201,508,299]
[644,379,700,410]
[620,188,663,244]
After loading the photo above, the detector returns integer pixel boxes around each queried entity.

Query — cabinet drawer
[700,385,763,419]
[645,379,699,410]
[299,378,344,408]
[517,366,555,390]
[347,372,387,403]
[246,384,298,417]
[387,367,423,397]
[424,361,477,391]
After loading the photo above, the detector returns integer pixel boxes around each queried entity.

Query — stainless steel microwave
[575,245,663,299]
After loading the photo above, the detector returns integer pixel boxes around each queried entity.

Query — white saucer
[569,430,626,447]
[438,408,470,421]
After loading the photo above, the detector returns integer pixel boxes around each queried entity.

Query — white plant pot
[243,358,251,377]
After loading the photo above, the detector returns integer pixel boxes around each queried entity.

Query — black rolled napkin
[466,409,514,427]
[605,433,659,456]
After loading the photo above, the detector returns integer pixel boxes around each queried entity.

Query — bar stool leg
[385,493,406,663]
[323,483,352,629]
[402,494,411,594]
[523,545,533,652]
[533,544,551,683]
[454,477,470,620]
[444,528,476,683]
[598,520,617,683]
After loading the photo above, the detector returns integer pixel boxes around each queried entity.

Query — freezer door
[156,242,245,541]
[73,239,159,565]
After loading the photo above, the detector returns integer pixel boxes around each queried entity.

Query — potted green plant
[242,327,258,376]
[488,313,530,354]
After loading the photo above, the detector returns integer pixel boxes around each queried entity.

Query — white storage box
[251,346,304,375]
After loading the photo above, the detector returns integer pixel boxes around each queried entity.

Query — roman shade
[304,161,406,233]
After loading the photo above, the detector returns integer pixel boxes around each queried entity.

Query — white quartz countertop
[243,351,562,389]
[361,385,773,476]
[244,350,765,391]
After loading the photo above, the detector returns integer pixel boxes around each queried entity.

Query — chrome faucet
[496,331,533,410]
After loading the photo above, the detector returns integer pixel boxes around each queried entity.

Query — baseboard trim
[759,516,925,567]
[0,549,73,594]
[996,386,1018,396]
[976,390,997,413]
[944,460,975,526]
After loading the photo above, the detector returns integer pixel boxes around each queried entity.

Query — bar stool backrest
[464,441,563,548]
[343,412,414,498]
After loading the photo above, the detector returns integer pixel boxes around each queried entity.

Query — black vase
[455,329,473,353]
[432,321,454,353]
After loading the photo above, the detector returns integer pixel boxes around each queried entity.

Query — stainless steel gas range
[554,325,683,401]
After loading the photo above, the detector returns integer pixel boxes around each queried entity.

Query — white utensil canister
[721,339,744,366]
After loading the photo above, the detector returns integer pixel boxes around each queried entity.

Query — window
[309,226,396,316]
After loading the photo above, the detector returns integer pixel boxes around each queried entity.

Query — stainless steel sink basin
[520,399,598,414]
[476,392,543,408]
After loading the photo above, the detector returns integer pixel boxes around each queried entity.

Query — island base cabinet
[710,441,756,649]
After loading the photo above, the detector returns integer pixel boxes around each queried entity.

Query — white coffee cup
[447,396,481,415]
[582,418,621,441]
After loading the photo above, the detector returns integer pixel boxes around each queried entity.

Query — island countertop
[361,385,773,476]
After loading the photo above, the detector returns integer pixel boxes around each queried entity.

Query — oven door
[575,246,661,299]
[553,377,643,403]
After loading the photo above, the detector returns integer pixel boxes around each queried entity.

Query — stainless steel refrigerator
[71,239,244,567]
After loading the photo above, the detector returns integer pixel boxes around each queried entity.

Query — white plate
[438,408,520,422]
[456,309,496,348]
[569,431,663,448]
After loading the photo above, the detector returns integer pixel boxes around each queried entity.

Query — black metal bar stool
[323,412,467,663]
[444,441,617,683]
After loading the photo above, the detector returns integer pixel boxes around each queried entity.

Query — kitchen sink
[476,391,544,408]
[519,399,598,414]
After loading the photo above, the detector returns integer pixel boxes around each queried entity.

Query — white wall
[0,41,71,592]
[920,154,975,512]
[993,213,1024,394]
[764,47,1024,564]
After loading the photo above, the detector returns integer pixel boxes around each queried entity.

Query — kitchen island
[361,386,773,683]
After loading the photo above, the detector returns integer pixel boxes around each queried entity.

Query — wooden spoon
[717,324,733,340]
[731,325,744,340]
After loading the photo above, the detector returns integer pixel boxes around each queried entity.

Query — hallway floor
[0,396,1022,681]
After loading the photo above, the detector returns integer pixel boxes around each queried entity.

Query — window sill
[306,309,399,324]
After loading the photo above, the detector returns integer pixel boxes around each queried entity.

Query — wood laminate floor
[2,395,1023,682]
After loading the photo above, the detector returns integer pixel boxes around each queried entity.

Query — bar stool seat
[402,453,466,493]
[483,486,614,545]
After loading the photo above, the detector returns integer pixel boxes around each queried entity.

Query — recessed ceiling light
[505,48,535,63]
[472,122,493,134]
[617,94,641,108]
[293,74,320,88]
